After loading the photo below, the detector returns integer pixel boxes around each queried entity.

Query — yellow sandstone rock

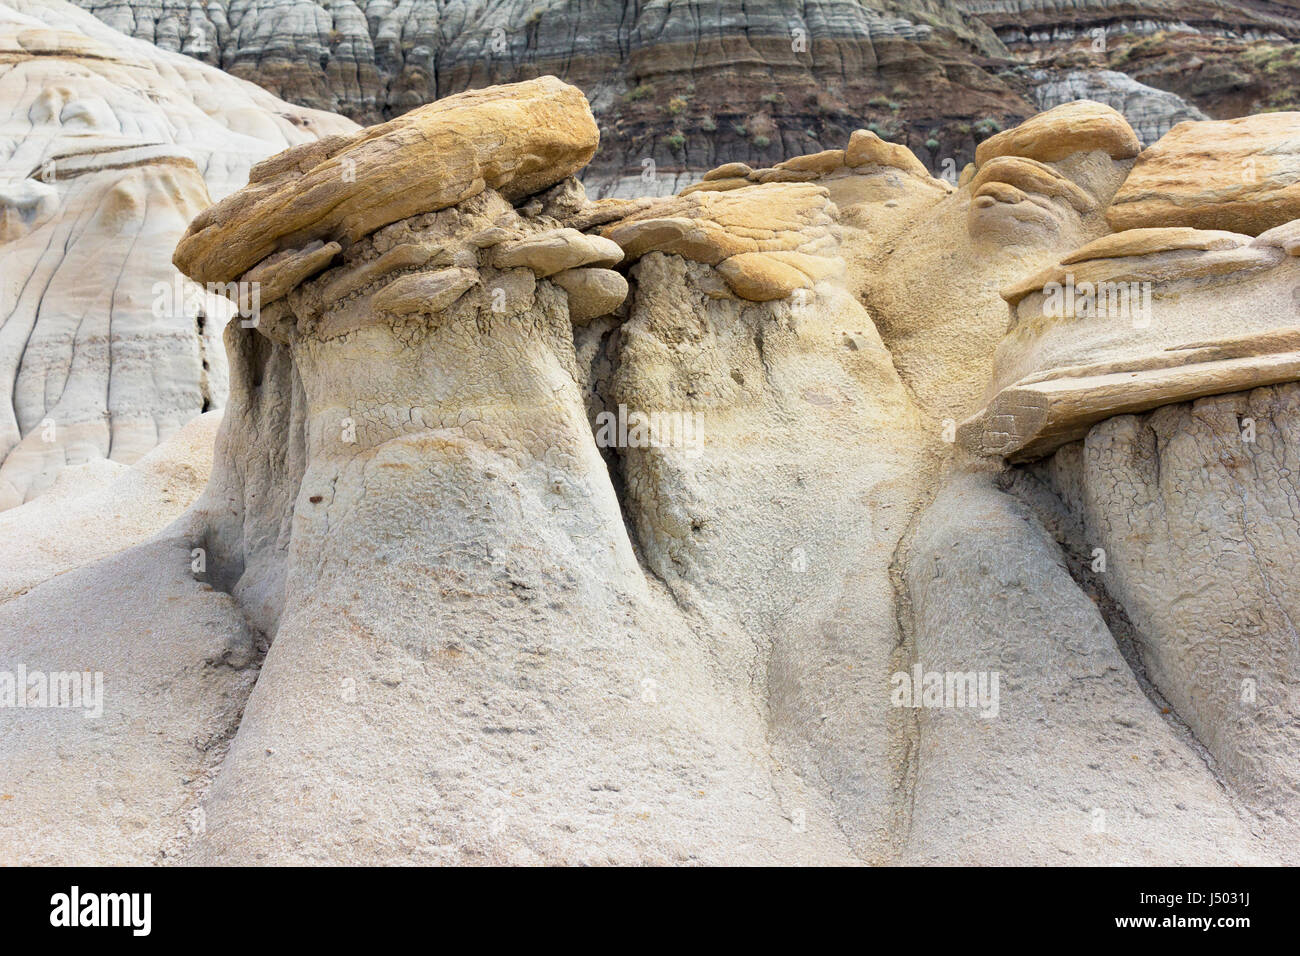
[602,182,835,263]
[970,156,1097,213]
[491,227,623,276]
[844,128,932,178]
[550,267,628,321]
[975,101,1140,167]
[715,251,842,300]
[174,76,599,284]
[1107,113,1300,235]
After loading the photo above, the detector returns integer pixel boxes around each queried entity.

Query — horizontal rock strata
[1108,113,1300,234]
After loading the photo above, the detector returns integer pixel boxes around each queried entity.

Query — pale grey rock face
[1031,69,1207,145]
[4,0,356,199]
[0,534,260,865]
[901,471,1269,864]
[0,411,230,869]
[1039,386,1300,838]
[0,149,222,509]
[0,0,357,508]
[0,410,220,602]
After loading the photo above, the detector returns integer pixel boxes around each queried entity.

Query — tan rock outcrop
[369,268,481,317]
[1254,218,1300,255]
[1108,113,1300,235]
[714,251,843,301]
[682,128,948,201]
[959,227,1300,460]
[844,128,933,178]
[1058,226,1250,263]
[550,267,628,322]
[681,133,959,318]
[774,149,846,176]
[491,228,623,276]
[601,181,843,302]
[1000,229,1271,308]
[174,77,600,285]
[964,336,1300,462]
[969,156,1097,214]
[864,101,1138,420]
[243,241,344,305]
[975,100,1141,167]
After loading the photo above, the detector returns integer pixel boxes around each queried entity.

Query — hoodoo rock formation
[2,51,1300,864]
[165,75,905,864]
[962,228,1300,460]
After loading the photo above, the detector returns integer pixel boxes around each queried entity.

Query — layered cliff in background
[980,0,1300,120]
[68,0,1298,196]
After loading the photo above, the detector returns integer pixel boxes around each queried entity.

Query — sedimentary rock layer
[66,0,1037,194]
[69,0,1296,196]
[1108,112,1300,235]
